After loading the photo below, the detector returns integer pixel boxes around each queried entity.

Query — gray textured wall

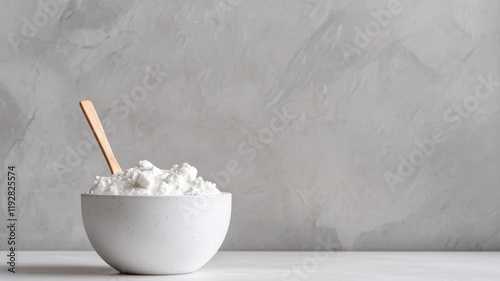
[1,0,500,251]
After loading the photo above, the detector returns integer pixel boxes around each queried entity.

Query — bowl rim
[81,191,231,198]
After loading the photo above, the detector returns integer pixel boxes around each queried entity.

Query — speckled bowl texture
[81,192,231,275]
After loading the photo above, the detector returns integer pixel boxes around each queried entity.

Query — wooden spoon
[79,100,123,175]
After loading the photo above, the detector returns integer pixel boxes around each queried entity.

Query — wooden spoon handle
[79,100,123,175]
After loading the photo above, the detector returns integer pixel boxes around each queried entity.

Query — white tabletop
[2,251,500,280]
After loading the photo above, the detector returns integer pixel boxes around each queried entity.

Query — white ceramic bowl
[81,192,231,275]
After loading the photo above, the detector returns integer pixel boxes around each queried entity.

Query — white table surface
[1,251,500,280]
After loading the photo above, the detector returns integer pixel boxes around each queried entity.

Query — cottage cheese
[90,160,220,196]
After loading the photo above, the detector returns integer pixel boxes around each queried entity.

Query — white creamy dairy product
[90,160,220,196]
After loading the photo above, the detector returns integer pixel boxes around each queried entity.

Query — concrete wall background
[1,0,500,250]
